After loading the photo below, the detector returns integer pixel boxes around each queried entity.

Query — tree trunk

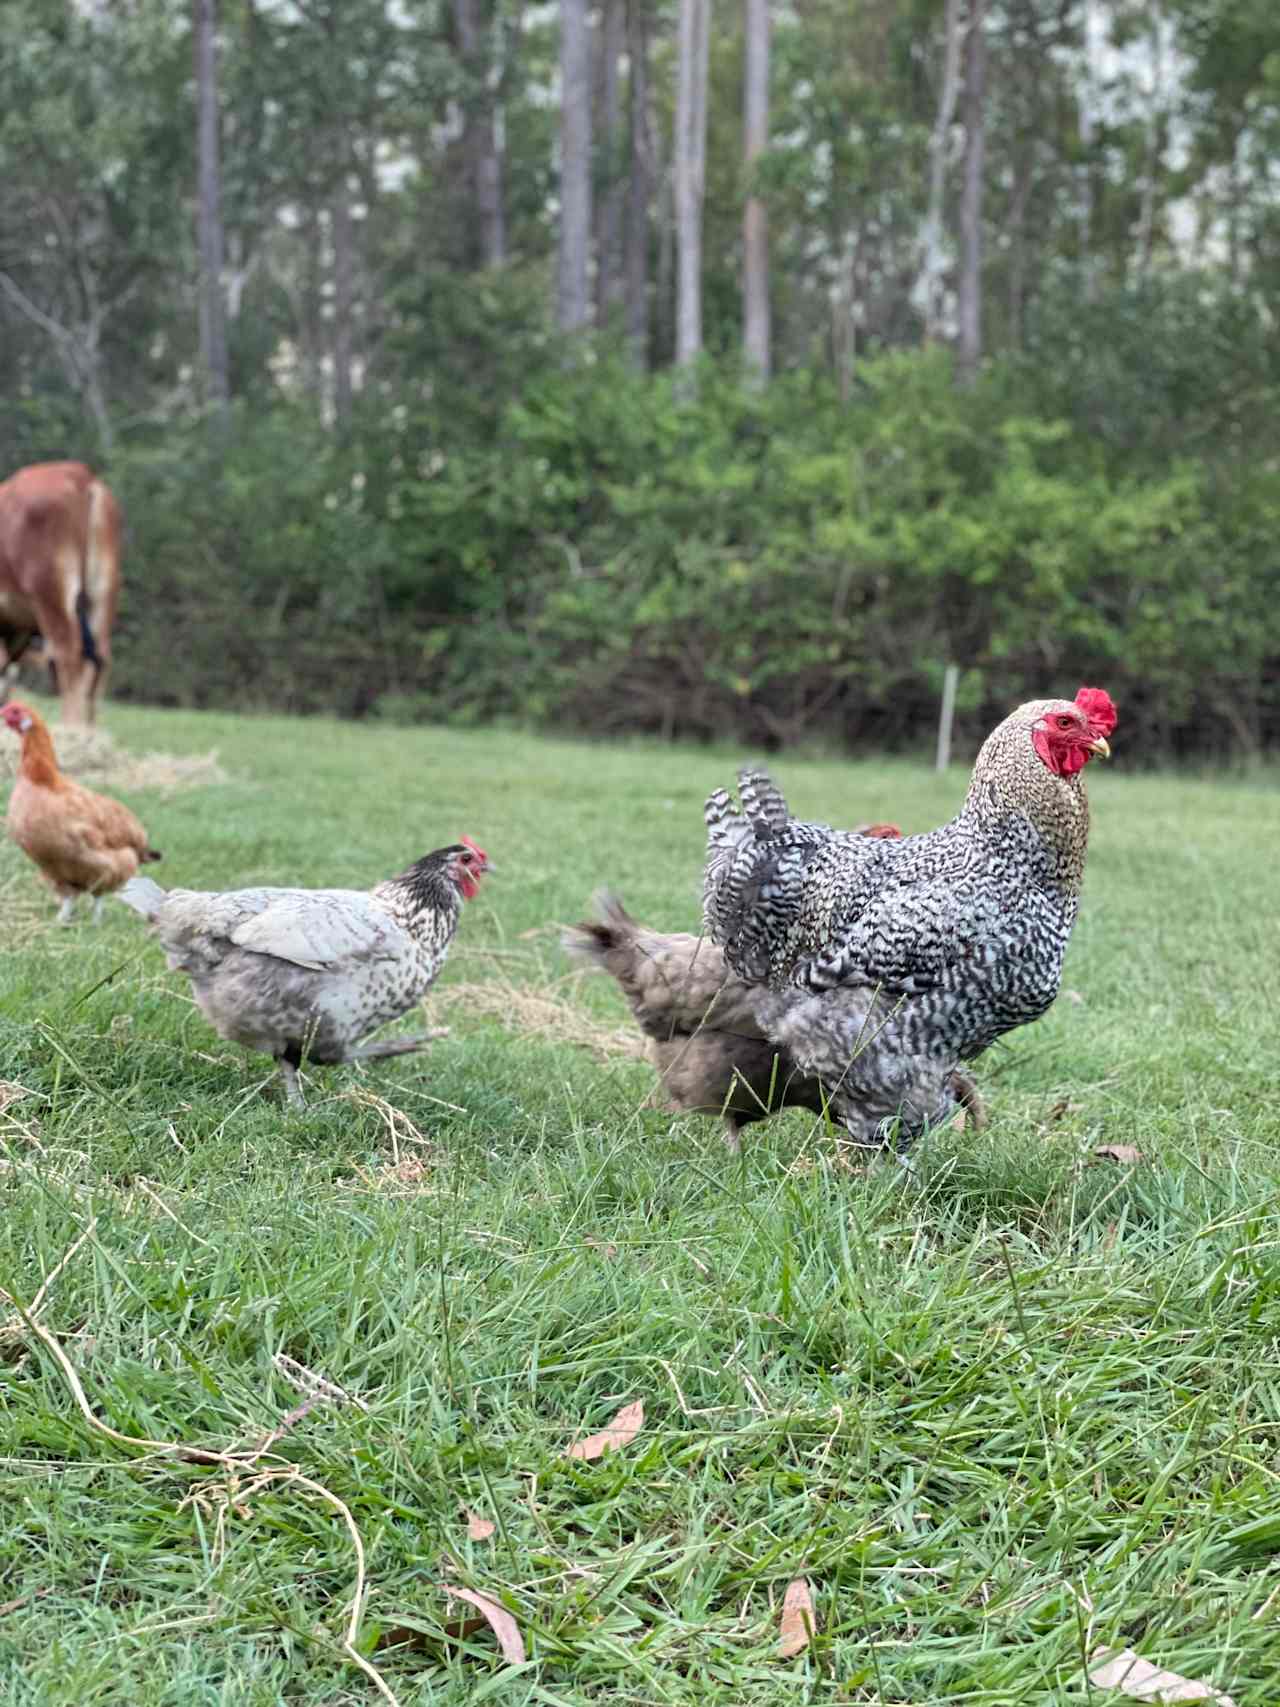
[916,0,964,344]
[956,0,986,386]
[454,0,507,269]
[193,0,230,421]
[331,174,354,428]
[674,0,709,375]
[742,0,770,380]
[1006,141,1034,350]
[1134,4,1164,281]
[1077,0,1099,301]
[594,0,626,319]
[623,0,652,366]
[557,0,592,333]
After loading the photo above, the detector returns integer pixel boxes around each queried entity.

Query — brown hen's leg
[348,1028,450,1062]
[56,894,77,925]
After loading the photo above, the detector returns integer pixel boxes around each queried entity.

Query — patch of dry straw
[445,974,646,1063]
[0,874,66,952]
[0,722,227,793]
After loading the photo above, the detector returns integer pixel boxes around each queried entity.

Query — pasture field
[2,697,1279,1707]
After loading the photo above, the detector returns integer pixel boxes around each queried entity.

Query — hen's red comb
[1075,687,1117,738]
[460,834,489,861]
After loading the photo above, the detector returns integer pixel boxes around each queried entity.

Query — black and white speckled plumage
[702,697,1112,1147]
[118,844,484,1078]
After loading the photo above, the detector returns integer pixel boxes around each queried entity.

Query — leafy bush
[79,342,1280,759]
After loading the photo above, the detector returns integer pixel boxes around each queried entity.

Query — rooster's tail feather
[736,768,791,840]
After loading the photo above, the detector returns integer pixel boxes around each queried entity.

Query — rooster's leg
[279,1059,306,1108]
[349,1028,450,1062]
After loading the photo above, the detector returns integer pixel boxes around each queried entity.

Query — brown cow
[0,461,122,726]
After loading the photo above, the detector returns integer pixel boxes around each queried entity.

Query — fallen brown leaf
[567,1399,644,1460]
[373,1618,481,1653]
[440,1585,526,1665]
[778,1577,817,1657]
[466,1509,496,1541]
[1089,1646,1236,1704]
[1094,1145,1146,1166]
[0,1586,53,1618]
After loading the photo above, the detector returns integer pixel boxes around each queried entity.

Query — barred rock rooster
[117,838,490,1105]
[564,890,986,1150]
[3,700,161,921]
[702,688,1116,1149]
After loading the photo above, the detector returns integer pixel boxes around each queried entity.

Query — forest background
[2,0,1278,759]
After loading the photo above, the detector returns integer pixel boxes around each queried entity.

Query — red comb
[1075,687,1116,738]
[460,834,488,860]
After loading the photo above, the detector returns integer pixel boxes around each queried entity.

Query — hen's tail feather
[737,769,791,840]
[117,874,166,918]
[561,889,636,964]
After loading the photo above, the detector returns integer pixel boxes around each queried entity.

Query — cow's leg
[43,614,91,726]
[0,631,35,702]
[87,637,110,724]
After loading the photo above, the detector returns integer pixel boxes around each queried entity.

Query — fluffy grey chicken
[564,890,986,1150]
[702,689,1116,1150]
[117,837,491,1105]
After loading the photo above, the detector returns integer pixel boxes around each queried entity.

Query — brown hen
[3,700,160,922]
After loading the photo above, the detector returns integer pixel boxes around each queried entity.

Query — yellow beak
[1087,736,1111,759]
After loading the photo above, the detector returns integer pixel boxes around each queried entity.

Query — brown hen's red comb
[1075,687,1117,738]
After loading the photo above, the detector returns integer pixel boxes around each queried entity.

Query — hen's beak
[1087,736,1111,759]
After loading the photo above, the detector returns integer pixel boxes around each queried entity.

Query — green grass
[2,696,1279,1706]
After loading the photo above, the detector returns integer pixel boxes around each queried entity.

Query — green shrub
[84,344,1280,758]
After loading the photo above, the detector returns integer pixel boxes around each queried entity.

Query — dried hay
[444,975,646,1063]
[0,721,227,794]
[0,1080,38,1120]
[0,873,66,951]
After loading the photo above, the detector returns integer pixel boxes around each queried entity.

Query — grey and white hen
[702,689,1116,1150]
[117,838,491,1104]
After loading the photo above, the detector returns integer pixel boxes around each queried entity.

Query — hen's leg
[348,1028,450,1062]
[90,895,105,925]
[56,894,77,925]
[949,1068,987,1132]
[279,1059,306,1108]
[722,1115,743,1154]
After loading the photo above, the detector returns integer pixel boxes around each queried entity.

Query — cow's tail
[76,478,116,681]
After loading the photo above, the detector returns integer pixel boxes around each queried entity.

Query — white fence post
[936,663,959,771]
